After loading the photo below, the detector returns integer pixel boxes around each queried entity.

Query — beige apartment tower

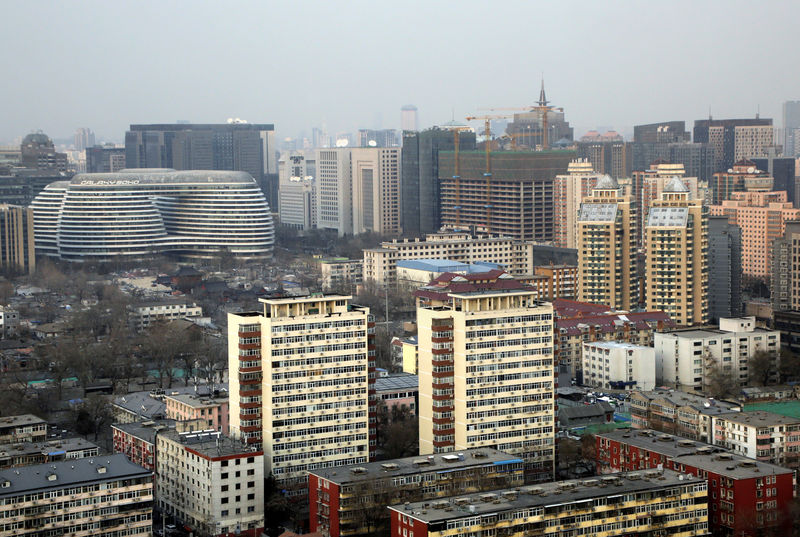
[227,296,374,493]
[351,147,401,235]
[417,285,555,482]
[552,159,600,249]
[577,176,638,310]
[645,177,709,326]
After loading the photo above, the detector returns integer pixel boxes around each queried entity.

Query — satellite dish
[335,139,349,147]
[368,140,377,147]
[747,167,755,173]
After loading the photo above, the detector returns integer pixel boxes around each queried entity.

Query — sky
[2,0,799,145]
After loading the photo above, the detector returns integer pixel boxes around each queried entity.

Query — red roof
[552,299,613,318]
[557,311,674,337]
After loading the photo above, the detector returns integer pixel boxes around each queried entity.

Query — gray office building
[708,215,742,321]
[401,127,476,236]
[783,100,800,157]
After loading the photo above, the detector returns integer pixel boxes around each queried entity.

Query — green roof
[743,400,800,420]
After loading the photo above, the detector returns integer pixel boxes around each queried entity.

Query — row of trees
[705,349,800,399]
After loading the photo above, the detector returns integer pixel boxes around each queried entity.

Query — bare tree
[706,365,740,399]
[748,350,775,387]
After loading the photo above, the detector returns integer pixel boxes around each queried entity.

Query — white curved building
[30,169,274,261]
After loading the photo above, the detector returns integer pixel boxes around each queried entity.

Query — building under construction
[438,149,575,241]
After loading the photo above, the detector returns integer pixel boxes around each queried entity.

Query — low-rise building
[112,385,227,424]
[654,317,780,392]
[396,259,503,290]
[112,420,174,471]
[308,449,524,537]
[596,428,794,536]
[0,414,47,444]
[0,454,153,537]
[739,385,796,403]
[375,373,418,418]
[0,306,19,338]
[156,429,264,537]
[0,437,98,469]
[319,258,363,291]
[389,470,710,537]
[628,389,740,442]
[391,335,418,374]
[711,411,800,469]
[558,401,614,430]
[128,300,203,331]
[582,341,656,391]
[164,393,229,434]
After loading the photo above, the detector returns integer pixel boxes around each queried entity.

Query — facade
[401,127,476,236]
[112,420,172,471]
[227,296,374,492]
[279,175,315,231]
[20,132,67,171]
[711,411,800,468]
[164,393,229,434]
[645,176,709,326]
[416,279,555,481]
[708,216,743,321]
[533,264,578,300]
[128,300,202,331]
[693,118,773,174]
[0,415,47,445]
[628,389,740,442]
[375,374,418,417]
[771,221,800,312]
[390,470,709,537]
[309,449,523,537]
[31,169,274,261]
[596,428,794,536]
[552,159,600,249]
[582,341,656,391]
[654,317,780,392]
[0,305,19,338]
[401,105,418,132]
[320,258,363,291]
[783,100,800,157]
[575,139,632,179]
[350,147,401,235]
[316,148,353,235]
[634,162,700,246]
[0,437,98,469]
[577,175,638,310]
[85,144,126,173]
[156,429,264,537]
[753,155,796,205]
[438,150,575,241]
[0,205,35,274]
[711,190,800,278]
[711,160,773,204]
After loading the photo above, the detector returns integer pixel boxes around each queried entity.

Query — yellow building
[416,278,555,482]
[645,177,709,326]
[0,205,35,274]
[227,295,373,493]
[577,176,638,310]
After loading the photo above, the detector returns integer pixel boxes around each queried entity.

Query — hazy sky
[2,0,799,145]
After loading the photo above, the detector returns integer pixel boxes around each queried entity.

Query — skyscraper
[84,144,126,173]
[577,176,638,310]
[575,132,631,179]
[635,162,701,248]
[708,215,742,322]
[645,177,708,326]
[401,105,418,132]
[693,117,773,174]
[783,101,800,157]
[73,128,95,152]
[315,148,353,235]
[351,147,401,235]
[552,159,600,249]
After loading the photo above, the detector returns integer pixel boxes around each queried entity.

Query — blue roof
[396,259,470,272]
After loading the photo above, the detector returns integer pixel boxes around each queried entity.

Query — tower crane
[482,79,560,150]
[464,114,512,234]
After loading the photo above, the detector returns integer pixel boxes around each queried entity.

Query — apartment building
[319,258,363,291]
[156,429,264,537]
[628,389,740,443]
[227,296,374,492]
[308,449,524,537]
[0,437,98,469]
[0,414,47,445]
[711,160,773,204]
[596,428,794,536]
[711,190,800,278]
[112,420,172,471]
[654,317,780,392]
[582,341,656,391]
[633,162,699,246]
[533,264,578,299]
[712,411,800,469]
[128,300,203,331]
[164,393,229,434]
[552,159,600,249]
[644,176,709,326]
[577,175,638,310]
[350,147,401,235]
[0,204,35,274]
[0,455,153,537]
[416,276,555,481]
[390,470,709,537]
[375,374,418,417]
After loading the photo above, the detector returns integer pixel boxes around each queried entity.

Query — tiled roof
[557,311,674,337]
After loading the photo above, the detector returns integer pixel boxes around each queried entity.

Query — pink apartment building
[711,190,800,277]
[164,393,229,434]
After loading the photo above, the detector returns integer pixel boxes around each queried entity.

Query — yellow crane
[482,80,559,150]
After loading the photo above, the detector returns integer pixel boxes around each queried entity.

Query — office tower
[505,83,573,149]
[19,131,67,171]
[351,147,401,235]
[227,296,374,492]
[401,105,418,131]
[84,144,126,173]
[315,148,353,235]
[632,121,698,173]
[645,177,708,326]
[785,101,800,157]
[438,150,575,241]
[753,154,797,205]
[73,127,95,151]
[552,159,600,248]
[415,275,555,481]
[401,126,477,236]
[357,129,398,148]
[575,132,631,179]
[0,205,35,274]
[278,152,316,230]
[708,215,742,321]
[577,176,638,310]
[711,190,800,279]
[693,117,773,174]
[710,159,773,204]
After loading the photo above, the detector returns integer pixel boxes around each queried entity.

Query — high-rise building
[710,159,773,204]
[575,135,631,179]
[401,126,476,236]
[552,159,600,249]
[711,190,800,278]
[278,153,316,230]
[753,154,797,206]
[785,101,800,157]
[771,221,800,313]
[415,276,555,481]
[20,131,67,171]
[0,204,35,274]
[577,176,638,310]
[315,148,353,235]
[73,127,95,151]
[438,150,575,241]
[401,105,418,132]
[351,147,401,235]
[645,177,708,326]
[356,129,398,148]
[708,215,742,321]
[693,117,773,174]
[505,83,573,149]
[631,121,711,179]
[84,144,126,173]
[634,162,701,248]
[227,296,374,493]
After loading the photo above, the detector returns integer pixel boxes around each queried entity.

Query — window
[222,497,229,504]
[248,481,255,488]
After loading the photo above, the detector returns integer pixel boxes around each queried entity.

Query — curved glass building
[30,169,274,261]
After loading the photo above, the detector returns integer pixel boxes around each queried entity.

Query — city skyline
[2,1,799,144]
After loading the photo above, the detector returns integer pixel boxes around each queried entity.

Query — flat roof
[0,414,46,429]
[397,259,470,272]
[375,374,418,392]
[583,341,652,351]
[716,410,800,427]
[160,429,259,459]
[111,420,176,444]
[0,437,98,459]
[165,393,228,408]
[309,448,522,484]
[259,294,351,305]
[389,469,702,523]
[631,389,740,414]
[0,454,151,496]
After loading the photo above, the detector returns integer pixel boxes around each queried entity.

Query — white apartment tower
[351,147,401,235]
[227,296,374,493]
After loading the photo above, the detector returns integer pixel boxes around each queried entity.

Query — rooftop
[389,469,703,523]
[375,374,418,393]
[0,437,98,461]
[0,414,46,430]
[160,429,260,459]
[716,410,800,427]
[664,176,690,193]
[309,448,522,484]
[557,311,674,337]
[583,341,652,351]
[577,203,618,222]
[111,420,176,444]
[0,454,151,496]
[165,393,228,408]
[743,400,800,420]
[397,259,470,272]
[631,389,741,414]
